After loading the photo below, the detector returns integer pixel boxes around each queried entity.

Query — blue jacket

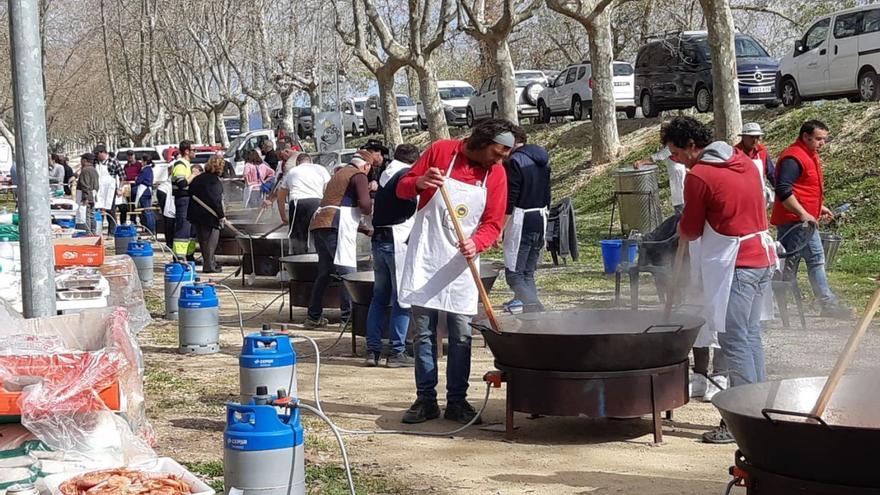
[505,144,551,234]
[134,166,154,198]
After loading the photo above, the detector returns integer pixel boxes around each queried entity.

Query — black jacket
[372,168,417,229]
[505,144,551,234]
[187,173,225,228]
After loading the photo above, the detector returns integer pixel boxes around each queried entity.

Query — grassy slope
[354,101,879,307]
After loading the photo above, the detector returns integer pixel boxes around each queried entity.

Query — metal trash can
[820,232,842,269]
[613,165,663,235]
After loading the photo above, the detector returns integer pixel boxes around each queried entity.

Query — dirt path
[139,262,878,495]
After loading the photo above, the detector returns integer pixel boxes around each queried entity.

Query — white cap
[740,123,764,136]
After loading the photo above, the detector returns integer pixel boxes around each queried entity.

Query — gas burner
[726,450,880,495]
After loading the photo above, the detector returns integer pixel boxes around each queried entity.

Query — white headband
[493,131,515,148]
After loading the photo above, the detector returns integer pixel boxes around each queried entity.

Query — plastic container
[53,236,104,267]
[127,241,154,286]
[600,239,637,274]
[113,224,138,255]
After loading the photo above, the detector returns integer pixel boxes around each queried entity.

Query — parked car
[342,97,368,136]
[223,129,303,176]
[778,5,880,106]
[466,70,547,126]
[634,31,779,117]
[362,94,419,134]
[292,107,314,138]
[537,61,637,122]
[416,80,476,128]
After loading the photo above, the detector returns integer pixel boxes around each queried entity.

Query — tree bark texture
[699,0,742,142]
[377,68,403,146]
[494,39,519,124]
[416,60,450,140]
[585,9,620,164]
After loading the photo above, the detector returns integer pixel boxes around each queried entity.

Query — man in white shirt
[635,123,687,214]
[276,153,331,254]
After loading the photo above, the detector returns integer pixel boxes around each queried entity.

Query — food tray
[42,457,214,495]
[56,289,104,301]
[56,277,102,290]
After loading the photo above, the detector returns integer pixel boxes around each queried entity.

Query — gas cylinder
[240,325,297,404]
[114,224,138,255]
[178,284,220,355]
[164,261,196,320]
[224,398,306,495]
[127,241,154,287]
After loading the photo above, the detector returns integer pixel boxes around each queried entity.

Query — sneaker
[821,304,853,320]
[689,373,708,398]
[385,352,415,368]
[702,422,735,444]
[504,299,524,314]
[363,352,380,367]
[401,398,441,424]
[302,317,328,329]
[444,400,483,425]
[703,375,728,402]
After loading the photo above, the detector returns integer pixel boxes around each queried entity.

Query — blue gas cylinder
[178,284,219,355]
[127,241,154,286]
[114,224,138,255]
[239,325,297,404]
[163,261,196,320]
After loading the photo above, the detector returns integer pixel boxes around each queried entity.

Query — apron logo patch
[455,204,469,218]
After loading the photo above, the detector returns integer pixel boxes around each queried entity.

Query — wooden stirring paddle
[664,238,688,320]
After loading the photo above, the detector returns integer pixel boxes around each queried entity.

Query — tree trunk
[476,39,498,83]
[639,0,655,42]
[699,0,742,142]
[214,109,229,147]
[493,39,518,124]
[236,101,250,134]
[307,88,322,125]
[258,99,271,130]
[377,67,403,146]
[405,66,420,104]
[415,61,450,141]
[205,110,217,145]
[281,92,296,133]
[188,112,201,142]
[170,116,180,144]
[585,9,621,164]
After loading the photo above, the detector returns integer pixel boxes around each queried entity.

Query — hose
[214,284,245,338]
[218,289,289,324]
[298,402,357,495]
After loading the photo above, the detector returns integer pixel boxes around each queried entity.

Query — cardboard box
[53,236,104,267]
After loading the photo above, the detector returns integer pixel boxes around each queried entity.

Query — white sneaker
[703,375,728,402]
[689,373,708,398]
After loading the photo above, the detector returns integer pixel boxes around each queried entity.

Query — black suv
[634,31,780,117]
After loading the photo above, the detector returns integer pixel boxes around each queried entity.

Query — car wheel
[297,126,306,139]
[466,108,475,127]
[641,92,659,118]
[858,70,879,102]
[624,107,637,119]
[351,124,358,137]
[491,104,498,119]
[695,86,712,113]
[781,78,802,107]
[537,101,551,124]
[572,97,583,121]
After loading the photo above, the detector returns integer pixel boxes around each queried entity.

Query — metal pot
[341,263,501,306]
[280,254,372,282]
[236,232,290,257]
[471,309,703,372]
[713,373,880,488]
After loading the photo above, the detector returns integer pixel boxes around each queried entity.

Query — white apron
[95,163,116,211]
[313,205,361,268]
[159,182,175,218]
[751,158,775,205]
[134,184,148,206]
[503,207,548,271]
[391,217,416,308]
[690,222,775,348]
[398,153,488,315]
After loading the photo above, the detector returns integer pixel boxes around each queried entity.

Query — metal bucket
[820,232,842,269]
[613,165,663,235]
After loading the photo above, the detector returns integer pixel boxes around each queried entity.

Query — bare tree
[546,0,622,164]
[699,0,741,142]
[459,0,543,124]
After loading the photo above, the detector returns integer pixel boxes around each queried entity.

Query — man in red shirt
[734,122,775,205]
[396,119,511,425]
[667,117,777,444]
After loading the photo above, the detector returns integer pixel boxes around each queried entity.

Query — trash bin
[613,165,663,235]
[820,233,842,269]
[600,239,638,274]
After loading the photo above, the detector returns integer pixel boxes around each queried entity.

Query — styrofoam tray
[42,457,214,495]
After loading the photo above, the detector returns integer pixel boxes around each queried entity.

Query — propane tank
[164,261,196,320]
[240,325,297,404]
[114,224,138,255]
[224,394,306,495]
[178,283,220,355]
[127,241,154,287]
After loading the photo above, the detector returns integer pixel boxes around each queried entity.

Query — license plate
[614,82,629,87]
[748,86,772,94]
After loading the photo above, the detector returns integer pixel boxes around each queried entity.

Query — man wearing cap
[735,123,776,205]
[305,144,385,329]
[772,120,850,319]
[93,144,125,234]
[396,118,512,425]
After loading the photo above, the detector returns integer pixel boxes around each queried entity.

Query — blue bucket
[56,218,75,228]
[600,240,638,274]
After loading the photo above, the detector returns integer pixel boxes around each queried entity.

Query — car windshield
[613,63,634,76]
[354,102,365,112]
[515,72,544,87]
[396,96,414,107]
[438,86,475,100]
[299,108,312,116]
[225,135,246,158]
[697,36,769,59]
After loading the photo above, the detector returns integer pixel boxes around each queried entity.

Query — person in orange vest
[734,123,775,205]
[771,120,851,319]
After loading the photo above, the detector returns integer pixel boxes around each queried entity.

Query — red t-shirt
[679,148,773,268]
[397,139,507,253]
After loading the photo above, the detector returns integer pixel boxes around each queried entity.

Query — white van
[778,5,880,106]
[416,80,476,128]
[537,61,637,122]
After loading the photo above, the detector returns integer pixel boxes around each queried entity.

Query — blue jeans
[366,238,411,355]
[504,230,545,311]
[138,194,155,233]
[308,228,353,320]
[412,306,472,403]
[777,222,839,308]
[717,267,772,388]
